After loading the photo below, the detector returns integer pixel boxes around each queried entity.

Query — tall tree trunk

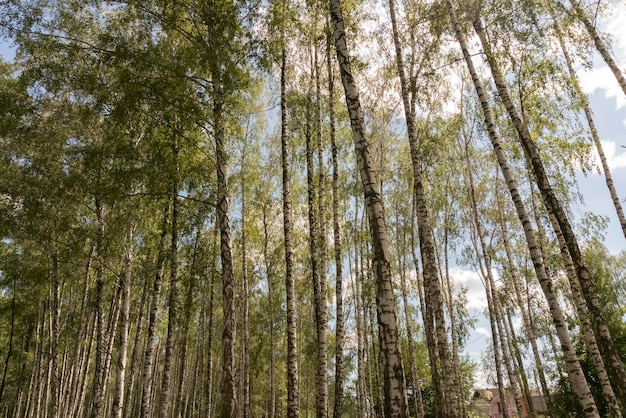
[492,285,525,418]
[471,10,626,408]
[240,121,250,418]
[214,88,237,418]
[496,180,549,412]
[329,0,409,415]
[140,206,170,418]
[547,209,623,416]
[48,251,60,418]
[568,0,626,96]
[64,246,93,417]
[388,0,457,415]
[351,208,367,417]
[112,208,135,418]
[328,23,345,418]
[159,139,180,418]
[203,228,218,418]
[462,139,510,418]
[397,223,425,418]
[281,44,300,418]
[102,273,123,418]
[503,304,535,418]
[124,247,151,418]
[409,189,438,411]
[315,40,329,418]
[262,205,276,418]
[0,277,16,405]
[440,177,466,418]
[446,2,599,415]
[306,48,329,418]
[91,198,106,418]
[174,225,203,417]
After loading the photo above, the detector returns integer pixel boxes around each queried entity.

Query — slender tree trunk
[462,139,510,418]
[214,88,237,418]
[47,251,60,418]
[281,44,300,418]
[329,0,408,415]
[0,277,17,405]
[409,190,438,412]
[387,1,457,415]
[503,305,535,418]
[175,226,201,418]
[203,228,218,418]
[315,40,329,418]
[548,209,623,417]
[398,225,425,418]
[102,276,123,417]
[91,198,106,418]
[64,245,93,417]
[262,205,276,418]
[471,10,626,408]
[159,138,180,418]
[549,8,626,240]
[441,178,466,418]
[112,208,135,418]
[306,48,329,418]
[351,209,366,418]
[328,24,345,418]
[75,311,95,418]
[240,121,250,418]
[496,181,549,412]
[124,252,151,418]
[492,286,525,418]
[568,0,626,97]
[140,206,170,418]
[447,3,599,415]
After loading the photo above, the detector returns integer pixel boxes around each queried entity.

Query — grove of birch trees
[0,0,625,417]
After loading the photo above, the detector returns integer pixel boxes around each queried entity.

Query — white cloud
[475,327,491,338]
[577,66,626,109]
[597,140,626,170]
[511,316,523,331]
[449,267,487,310]
[577,6,626,111]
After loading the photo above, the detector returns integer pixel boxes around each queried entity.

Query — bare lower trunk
[91,199,106,418]
[398,229,425,418]
[462,139,510,418]
[496,183,549,412]
[547,209,623,417]
[112,210,135,418]
[48,252,60,418]
[140,207,170,418]
[262,206,276,418]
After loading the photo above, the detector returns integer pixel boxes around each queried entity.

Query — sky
[2,1,625,394]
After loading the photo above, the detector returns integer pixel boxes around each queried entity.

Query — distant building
[471,388,548,418]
